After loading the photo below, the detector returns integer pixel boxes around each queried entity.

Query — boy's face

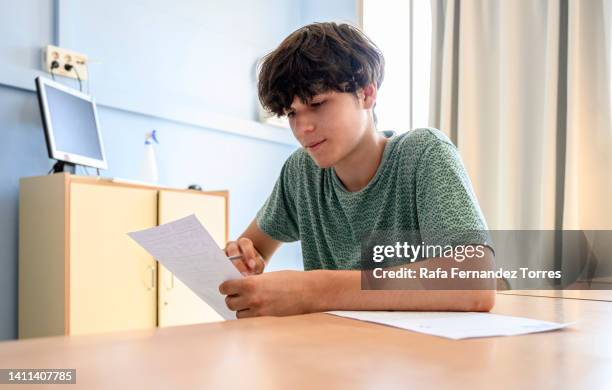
[285,88,373,168]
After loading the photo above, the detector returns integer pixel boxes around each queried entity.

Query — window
[361,0,432,133]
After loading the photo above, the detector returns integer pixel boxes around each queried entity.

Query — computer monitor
[35,76,107,173]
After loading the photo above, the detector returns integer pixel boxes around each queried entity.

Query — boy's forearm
[306,266,495,313]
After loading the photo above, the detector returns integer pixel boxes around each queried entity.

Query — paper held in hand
[128,214,241,320]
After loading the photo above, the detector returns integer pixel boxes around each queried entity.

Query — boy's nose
[293,115,315,135]
[293,123,315,144]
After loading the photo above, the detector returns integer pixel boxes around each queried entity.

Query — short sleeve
[415,139,490,247]
[255,152,301,242]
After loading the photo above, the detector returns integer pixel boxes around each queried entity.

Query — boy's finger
[231,259,250,275]
[225,295,249,311]
[226,242,253,275]
[237,238,259,271]
[225,241,240,257]
[249,257,265,274]
[236,309,255,319]
[219,278,245,295]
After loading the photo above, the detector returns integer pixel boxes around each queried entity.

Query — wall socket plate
[42,45,89,81]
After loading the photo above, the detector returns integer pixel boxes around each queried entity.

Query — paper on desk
[326,311,572,340]
[128,214,241,320]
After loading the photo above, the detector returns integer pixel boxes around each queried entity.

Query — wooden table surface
[499,289,612,302]
[1,293,611,389]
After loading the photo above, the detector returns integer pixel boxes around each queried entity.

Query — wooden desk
[0,294,610,389]
[499,289,612,302]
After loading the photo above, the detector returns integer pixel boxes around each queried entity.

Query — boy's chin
[310,155,335,169]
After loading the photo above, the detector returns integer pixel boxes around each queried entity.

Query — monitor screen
[35,77,107,170]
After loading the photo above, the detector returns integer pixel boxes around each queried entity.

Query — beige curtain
[564,0,612,230]
[429,0,612,231]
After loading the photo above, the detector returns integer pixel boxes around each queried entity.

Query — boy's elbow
[469,290,496,312]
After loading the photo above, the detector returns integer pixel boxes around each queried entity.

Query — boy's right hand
[225,237,266,276]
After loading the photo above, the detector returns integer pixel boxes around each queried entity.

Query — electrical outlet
[42,45,89,81]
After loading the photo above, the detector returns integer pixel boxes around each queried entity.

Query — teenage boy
[219,22,495,318]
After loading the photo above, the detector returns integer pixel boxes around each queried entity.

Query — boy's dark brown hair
[258,22,385,120]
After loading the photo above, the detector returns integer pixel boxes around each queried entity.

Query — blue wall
[301,0,359,25]
[0,0,357,340]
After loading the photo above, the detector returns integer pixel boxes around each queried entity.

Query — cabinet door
[69,183,158,335]
[158,190,227,327]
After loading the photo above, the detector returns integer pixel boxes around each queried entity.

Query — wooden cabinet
[19,174,228,339]
[69,181,159,336]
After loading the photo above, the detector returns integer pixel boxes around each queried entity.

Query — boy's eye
[311,100,325,107]
[284,100,325,118]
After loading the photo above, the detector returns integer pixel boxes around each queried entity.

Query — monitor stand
[51,161,76,174]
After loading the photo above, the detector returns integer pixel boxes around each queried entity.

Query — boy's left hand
[219,271,315,318]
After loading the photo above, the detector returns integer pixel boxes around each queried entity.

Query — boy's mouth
[305,139,326,151]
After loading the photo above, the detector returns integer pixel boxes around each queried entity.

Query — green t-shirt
[256,128,489,270]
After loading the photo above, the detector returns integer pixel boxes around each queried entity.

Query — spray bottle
[140,130,159,183]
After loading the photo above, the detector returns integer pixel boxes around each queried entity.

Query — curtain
[429,0,612,231]
[428,0,612,284]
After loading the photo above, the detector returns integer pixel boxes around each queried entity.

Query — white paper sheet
[326,311,572,339]
[128,214,241,320]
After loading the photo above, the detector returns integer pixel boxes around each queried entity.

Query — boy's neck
[333,129,388,192]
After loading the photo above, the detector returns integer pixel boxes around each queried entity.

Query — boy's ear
[360,83,377,110]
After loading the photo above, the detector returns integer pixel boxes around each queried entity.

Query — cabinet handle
[165,272,175,290]
[148,266,156,290]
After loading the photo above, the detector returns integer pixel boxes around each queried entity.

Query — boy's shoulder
[379,128,457,178]
[394,127,455,152]
[390,127,456,162]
